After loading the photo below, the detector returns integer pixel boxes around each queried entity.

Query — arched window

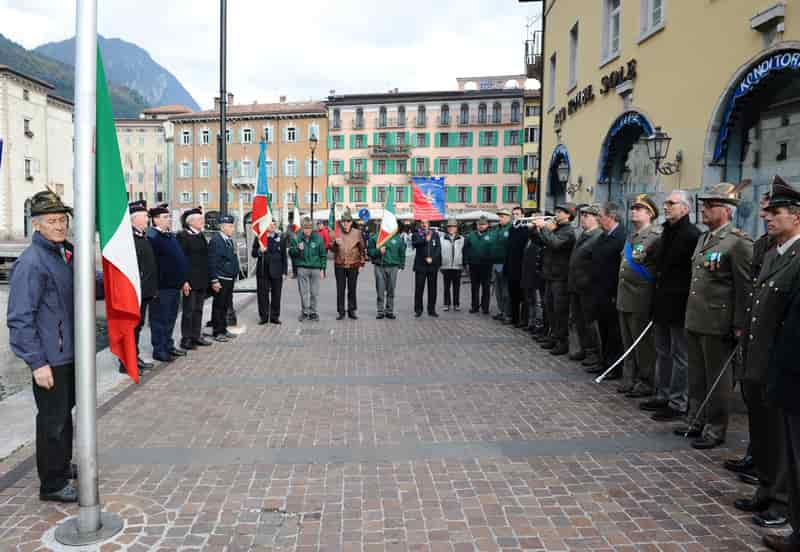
[378,106,387,128]
[355,107,364,129]
[398,105,406,126]
[478,103,487,124]
[417,105,426,126]
[492,102,502,124]
[511,101,521,123]
[460,103,469,125]
[440,104,449,125]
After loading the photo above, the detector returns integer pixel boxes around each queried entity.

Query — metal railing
[437,116,451,127]
[345,171,368,183]
[351,119,365,130]
[369,144,412,157]
[375,116,406,129]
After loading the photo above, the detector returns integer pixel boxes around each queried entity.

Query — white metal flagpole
[55,0,123,543]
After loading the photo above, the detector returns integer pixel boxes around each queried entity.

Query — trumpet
[515,216,556,226]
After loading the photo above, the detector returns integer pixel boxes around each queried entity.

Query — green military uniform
[683,184,753,447]
[491,212,513,320]
[464,221,494,313]
[289,232,327,270]
[289,224,327,320]
[616,195,662,396]
[368,233,406,318]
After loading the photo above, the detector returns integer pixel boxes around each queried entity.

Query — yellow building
[540,0,800,234]
[522,91,541,209]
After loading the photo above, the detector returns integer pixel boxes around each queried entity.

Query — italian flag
[377,186,398,248]
[96,49,141,383]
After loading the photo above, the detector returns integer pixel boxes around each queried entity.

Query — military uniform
[463,218,494,313]
[491,210,513,321]
[683,184,753,448]
[616,195,662,396]
[567,205,603,366]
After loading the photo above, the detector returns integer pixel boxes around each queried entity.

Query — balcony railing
[231,176,256,189]
[437,116,451,127]
[369,144,412,158]
[375,116,406,129]
[331,120,341,130]
[414,117,427,128]
[456,113,521,126]
[351,119,365,130]
[409,169,432,178]
[345,171,368,183]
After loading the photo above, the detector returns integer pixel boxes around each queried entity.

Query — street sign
[359,208,370,222]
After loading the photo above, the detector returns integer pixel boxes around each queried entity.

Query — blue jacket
[7,232,102,370]
[147,227,188,289]
[208,232,240,282]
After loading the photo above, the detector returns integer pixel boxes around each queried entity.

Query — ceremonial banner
[412,176,446,221]
[252,139,272,247]
[377,186,398,248]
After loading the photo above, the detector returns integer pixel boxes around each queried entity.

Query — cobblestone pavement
[0,264,781,550]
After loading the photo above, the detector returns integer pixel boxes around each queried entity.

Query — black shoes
[540,339,556,350]
[153,353,174,363]
[691,436,724,450]
[443,306,450,312]
[428,311,439,318]
[453,306,461,312]
[639,399,668,412]
[625,389,653,399]
[376,313,385,319]
[348,311,358,320]
[549,342,568,356]
[414,312,422,318]
[740,473,760,486]
[734,497,770,513]
[194,337,213,346]
[213,334,230,342]
[180,340,197,350]
[270,319,282,325]
[386,313,397,320]
[40,482,78,503]
[651,407,684,422]
[469,308,479,314]
[169,348,187,357]
[568,351,586,362]
[309,313,319,321]
[298,314,308,322]
[337,313,346,320]
[674,426,702,438]
[753,511,788,528]
[724,455,755,474]
[585,365,605,375]
[259,319,269,325]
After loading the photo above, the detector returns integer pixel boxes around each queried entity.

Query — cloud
[0,0,541,109]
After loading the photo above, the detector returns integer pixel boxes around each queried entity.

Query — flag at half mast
[377,186,398,248]
[96,48,141,382]
[252,139,272,247]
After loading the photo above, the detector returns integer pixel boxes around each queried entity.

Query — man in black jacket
[127,200,157,374]
[534,203,577,356]
[644,191,701,421]
[591,202,626,376]
[412,219,442,317]
[177,208,212,350]
[506,206,530,327]
[208,215,240,341]
[252,222,288,324]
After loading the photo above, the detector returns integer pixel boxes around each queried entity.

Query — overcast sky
[1,0,542,110]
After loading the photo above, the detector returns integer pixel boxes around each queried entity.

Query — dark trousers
[33,363,75,494]
[415,269,438,314]
[508,278,523,324]
[134,297,151,357]
[783,414,800,542]
[335,266,359,314]
[442,269,461,307]
[570,292,598,353]
[743,382,788,512]
[686,331,733,441]
[257,276,283,322]
[596,297,621,367]
[181,289,206,342]
[544,279,569,341]
[469,264,491,312]
[211,279,234,336]
[150,288,180,356]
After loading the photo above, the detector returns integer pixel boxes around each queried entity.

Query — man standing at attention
[290,217,327,321]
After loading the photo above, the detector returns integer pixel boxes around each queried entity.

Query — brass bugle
[515,216,556,225]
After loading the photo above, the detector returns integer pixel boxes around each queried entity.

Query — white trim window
[265,159,274,177]
[331,160,344,175]
[199,160,211,178]
[305,192,321,205]
[568,22,579,90]
[242,127,253,144]
[285,157,298,177]
[285,126,297,143]
[179,161,192,178]
[285,191,298,205]
[200,191,211,204]
[602,0,621,62]
[179,191,192,203]
[180,129,192,146]
[640,0,664,39]
[200,129,211,145]
[547,53,557,109]
[308,123,320,141]
[241,159,254,177]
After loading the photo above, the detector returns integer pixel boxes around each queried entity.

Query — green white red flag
[377,186,398,248]
[95,49,141,383]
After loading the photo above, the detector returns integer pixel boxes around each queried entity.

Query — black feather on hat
[148,203,169,218]
[30,190,72,216]
[129,200,147,214]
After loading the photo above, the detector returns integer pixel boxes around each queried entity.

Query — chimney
[279,95,287,103]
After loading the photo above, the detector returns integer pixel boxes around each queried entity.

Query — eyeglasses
[663,200,681,206]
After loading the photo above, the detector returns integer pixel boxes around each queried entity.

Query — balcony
[375,116,406,129]
[437,116,451,127]
[351,119,365,130]
[231,176,256,189]
[414,117,427,128]
[345,171,368,184]
[369,144,412,158]
[409,169,431,178]
[525,31,543,79]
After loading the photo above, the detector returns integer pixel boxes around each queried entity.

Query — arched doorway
[596,110,657,206]
[706,47,800,237]
[545,145,569,213]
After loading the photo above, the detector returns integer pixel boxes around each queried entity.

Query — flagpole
[56,0,123,543]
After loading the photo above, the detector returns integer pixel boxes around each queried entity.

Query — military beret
[148,203,169,217]
[30,190,72,216]
[219,214,235,224]
[129,200,147,214]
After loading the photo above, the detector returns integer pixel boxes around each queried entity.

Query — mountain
[35,35,200,111]
[0,33,148,117]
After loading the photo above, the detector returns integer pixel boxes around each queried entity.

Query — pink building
[326,88,530,220]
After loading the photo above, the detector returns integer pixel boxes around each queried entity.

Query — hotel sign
[554,59,637,128]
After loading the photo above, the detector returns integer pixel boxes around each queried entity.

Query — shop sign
[553,59,636,128]
[600,60,638,94]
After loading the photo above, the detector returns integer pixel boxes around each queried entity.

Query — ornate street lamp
[556,160,570,184]
[309,133,318,222]
[646,126,682,175]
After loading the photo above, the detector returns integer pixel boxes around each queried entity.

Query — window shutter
[282,127,288,143]
[424,157,430,173]
[503,158,510,174]
[327,160,332,174]
[492,159,499,174]
[466,187,473,203]
[491,186,497,203]
[435,133,441,147]
[371,186,377,202]
[326,187,332,201]
[451,132,459,146]
[387,160,396,175]
[468,132,474,147]
[372,160,379,174]
[387,133,396,146]
[466,159,473,174]
[448,159,458,174]
[479,131,485,146]
[447,186,457,203]
[503,131,510,146]
[349,135,355,149]
[517,130,524,143]
[404,131,411,145]
[327,136,333,149]
[373,132,379,146]
[349,186,355,202]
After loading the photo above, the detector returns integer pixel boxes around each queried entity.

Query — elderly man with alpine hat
[7,190,103,502]
[616,194,661,398]
[177,207,212,350]
[534,202,577,356]
[491,208,513,322]
[367,220,407,319]
[290,217,327,321]
[676,183,752,450]
[208,214,240,341]
[127,200,157,373]
[463,215,494,314]
[332,208,367,320]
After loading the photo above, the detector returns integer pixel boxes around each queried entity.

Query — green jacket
[367,234,406,268]
[289,232,327,270]
[491,223,512,263]
[464,229,494,265]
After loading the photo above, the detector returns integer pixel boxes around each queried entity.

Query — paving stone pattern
[0,265,782,550]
